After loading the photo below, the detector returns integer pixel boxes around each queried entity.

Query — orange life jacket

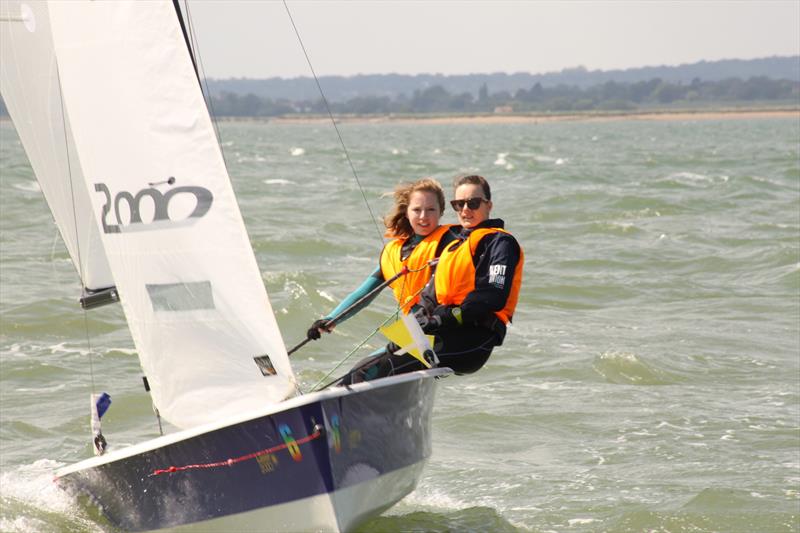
[380,225,453,313]
[433,227,523,324]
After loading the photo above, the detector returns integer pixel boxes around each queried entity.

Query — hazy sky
[184,1,800,79]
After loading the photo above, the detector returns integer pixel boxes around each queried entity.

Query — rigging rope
[180,0,230,171]
[282,0,385,246]
[307,257,436,391]
[281,1,414,387]
[308,311,400,392]
[55,65,97,394]
[182,3,420,390]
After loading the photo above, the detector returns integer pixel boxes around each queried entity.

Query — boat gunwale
[54,367,452,478]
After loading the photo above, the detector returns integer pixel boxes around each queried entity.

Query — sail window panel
[146,281,214,312]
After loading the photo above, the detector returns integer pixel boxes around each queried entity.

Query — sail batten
[5,0,297,429]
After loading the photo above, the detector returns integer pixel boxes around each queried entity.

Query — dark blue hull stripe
[57,371,443,532]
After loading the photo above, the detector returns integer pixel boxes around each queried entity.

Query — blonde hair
[384,178,445,239]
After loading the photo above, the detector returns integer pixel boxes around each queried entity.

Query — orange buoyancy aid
[380,224,453,313]
[434,227,523,324]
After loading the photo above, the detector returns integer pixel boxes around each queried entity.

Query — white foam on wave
[318,290,336,303]
[528,153,568,166]
[12,181,40,193]
[236,155,267,163]
[518,380,575,391]
[290,147,305,156]
[0,517,50,533]
[1,343,24,357]
[284,280,308,299]
[344,254,375,265]
[494,153,508,166]
[603,221,637,232]
[750,175,782,186]
[400,485,470,512]
[48,342,91,357]
[568,517,599,526]
[2,342,92,358]
[664,171,729,186]
[670,171,711,181]
[15,383,66,393]
[600,351,639,363]
[457,166,481,175]
[594,350,672,386]
[263,178,292,185]
[656,420,689,431]
[106,347,137,356]
[0,459,96,532]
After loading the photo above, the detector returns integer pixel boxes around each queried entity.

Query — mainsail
[0,0,113,291]
[3,0,297,428]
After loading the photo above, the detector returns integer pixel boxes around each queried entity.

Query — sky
[184,1,800,79]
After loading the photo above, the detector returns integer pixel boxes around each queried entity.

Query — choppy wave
[0,460,102,533]
[658,171,730,187]
[592,351,676,385]
[11,181,41,193]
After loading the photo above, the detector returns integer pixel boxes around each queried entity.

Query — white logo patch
[489,264,507,288]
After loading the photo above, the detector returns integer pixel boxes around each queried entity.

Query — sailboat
[0,1,449,531]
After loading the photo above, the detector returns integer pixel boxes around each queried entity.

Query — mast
[172,0,201,89]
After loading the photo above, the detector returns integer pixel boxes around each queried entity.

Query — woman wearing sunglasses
[337,174,523,382]
[306,177,457,346]
[416,174,524,374]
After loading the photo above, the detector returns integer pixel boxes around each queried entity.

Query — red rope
[149,427,323,477]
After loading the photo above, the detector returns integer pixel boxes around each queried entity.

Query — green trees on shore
[0,75,796,119]
[206,76,798,117]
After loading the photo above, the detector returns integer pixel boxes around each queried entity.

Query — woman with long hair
[306,177,456,344]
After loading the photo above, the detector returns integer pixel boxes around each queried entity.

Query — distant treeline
[205,56,799,102]
[207,76,799,117]
[1,73,797,119]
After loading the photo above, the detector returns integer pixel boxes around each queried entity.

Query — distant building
[494,105,513,114]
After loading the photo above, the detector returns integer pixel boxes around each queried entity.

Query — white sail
[42,0,296,428]
[0,0,113,291]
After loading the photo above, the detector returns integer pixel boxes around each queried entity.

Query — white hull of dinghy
[162,461,425,533]
[56,369,451,532]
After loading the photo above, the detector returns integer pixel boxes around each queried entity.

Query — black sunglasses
[450,197,488,211]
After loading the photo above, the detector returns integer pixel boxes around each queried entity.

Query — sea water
[1,116,798,532]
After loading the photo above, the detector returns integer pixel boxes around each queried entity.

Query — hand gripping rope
[288,265,411,356]
[288,258,439,358]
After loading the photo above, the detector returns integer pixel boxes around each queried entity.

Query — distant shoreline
[255,107,800,125]
[2,107,797,126]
